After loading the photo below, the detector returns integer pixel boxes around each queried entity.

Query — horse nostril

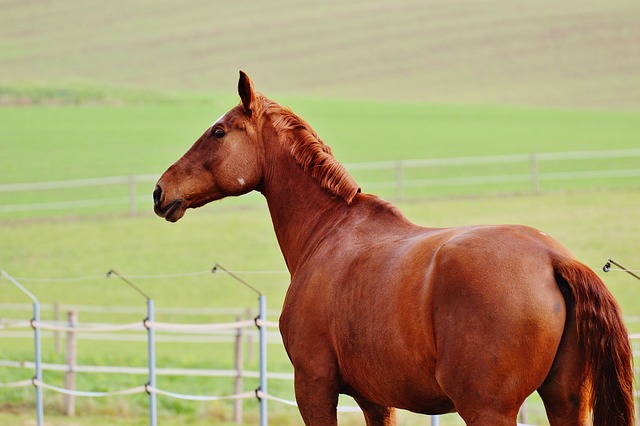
[153,186,162,206]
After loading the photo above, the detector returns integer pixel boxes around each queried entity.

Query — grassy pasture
[1,189,640,426]
[0,103,628,182]
[2,96,640,185]
[1,91,639,425]
[1,96,639,220]
[1,1,639,422]
[1,0,639,110]
[1,190,638,314]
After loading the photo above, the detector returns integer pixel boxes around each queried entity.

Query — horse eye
[212,127,225,139]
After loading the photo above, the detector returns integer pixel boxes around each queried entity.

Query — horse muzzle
[153,185,186,222]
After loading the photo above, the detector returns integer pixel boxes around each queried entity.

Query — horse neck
[260,139,348,274]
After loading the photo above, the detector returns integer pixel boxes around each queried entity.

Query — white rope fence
[4,313,639,424]
[5,264,635,283]
[0,268,280,426]
[0,379,33,389]
[255,390,362,413]
[1,378,258,401]
[36,380,147,398]
[149,386,256,402]
[0,267,362,425]
[146,319,256,332]
[10,268,288,282]
[2,262,639,426]
[0,359,294,380]
[32,321,142,333]
[0,300,364,423]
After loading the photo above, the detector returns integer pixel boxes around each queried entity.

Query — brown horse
[153,71,634,426]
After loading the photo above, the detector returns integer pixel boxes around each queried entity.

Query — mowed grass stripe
[2,99,639,185]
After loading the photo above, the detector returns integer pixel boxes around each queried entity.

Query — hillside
[1,0,639,109]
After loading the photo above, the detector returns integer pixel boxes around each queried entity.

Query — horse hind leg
[354,398,397,426]
[435,361,523,425]
[537,311,591,426]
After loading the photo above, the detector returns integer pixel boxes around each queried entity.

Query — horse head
[154,71,264,222]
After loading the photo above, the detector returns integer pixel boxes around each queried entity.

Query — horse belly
[337,346,454,414]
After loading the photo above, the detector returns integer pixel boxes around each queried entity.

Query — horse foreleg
[355,398,398,426]
[294,368,339,426]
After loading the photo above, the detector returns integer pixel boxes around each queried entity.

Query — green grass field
[1,97,638,221]
[1,0,639,109]
[2,189,639,426]
[2,97,639,184]
[1,1,640,424]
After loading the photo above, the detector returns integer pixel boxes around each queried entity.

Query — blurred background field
[2,0,639,108]
[1,1,639,425]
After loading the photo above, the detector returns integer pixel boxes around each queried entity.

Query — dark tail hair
[554,258,634,426]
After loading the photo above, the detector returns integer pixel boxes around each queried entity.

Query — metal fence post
[105,270,156,425]
[258,295,268,426]
[146,299,157,426]
[1,271,44,426]
[234,316,244,424]
[64,310,78,416]
[33,299,43,426]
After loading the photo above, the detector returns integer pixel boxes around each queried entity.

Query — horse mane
[261,96,361,204]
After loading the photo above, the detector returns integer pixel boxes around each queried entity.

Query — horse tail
[553,257,634,426]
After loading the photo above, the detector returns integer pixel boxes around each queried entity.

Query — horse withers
[153,71,634,426]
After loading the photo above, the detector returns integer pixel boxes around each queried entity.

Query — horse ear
[238,70,255,115]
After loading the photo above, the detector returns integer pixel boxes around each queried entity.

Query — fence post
[258,295,268,426]
[245,307,254,363]
[529,153,539,194]
[128,175,137,217]
[146,299,157,426]
[33,298,44,426]
[64,310,78,416]
[54,303,61,354]
[234,316,244,424]
[519,400,528,424]
[395,160,404,201]
[0,271,44,426]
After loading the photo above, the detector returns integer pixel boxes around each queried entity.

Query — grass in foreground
[1,190,639,425]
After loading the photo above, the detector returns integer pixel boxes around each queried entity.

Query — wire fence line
[1,148,639,218]
[0,262,634,321]
[2,268,640,426]
[3,261,640,426]
[8,269,288,282]
[0,302,281,318]
[0,270,472,426]
[0,269,371,424]
[0,359,294,381]
[0,269,282,426]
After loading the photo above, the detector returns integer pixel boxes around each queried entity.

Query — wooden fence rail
[2,311,639,425]
[1,149,639,217]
